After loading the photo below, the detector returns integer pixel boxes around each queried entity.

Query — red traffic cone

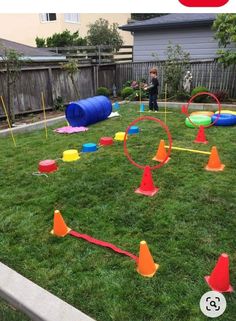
[181,104,188,115]
[135,166,159,196]
[205,253,233,293]
[194,126,208,144]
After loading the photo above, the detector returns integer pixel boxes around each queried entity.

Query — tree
[0,46,23,124]
[35,30,87,48]
[154,43,190,97]
[61,59,80,98]
[164,43,190,96]
[87,18,123,51]
[35,37,46,48]
[131,14,168,21]
[213,14,236,66]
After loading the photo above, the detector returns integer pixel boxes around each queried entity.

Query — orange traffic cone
[137,241,159,277]
[135,166,159,196]
[194,126,208,144]
[51,210,71,237]
[205,146,225,171]
[153,139,170,163]
[205,253,233,292]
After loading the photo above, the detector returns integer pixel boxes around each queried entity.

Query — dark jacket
[147,78,159,95]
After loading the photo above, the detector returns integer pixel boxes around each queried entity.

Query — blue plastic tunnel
[65,95,112,127]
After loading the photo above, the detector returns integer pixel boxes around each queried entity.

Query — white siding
[133,26,225,62]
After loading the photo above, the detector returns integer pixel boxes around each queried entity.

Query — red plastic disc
[38,160,58,173]
[124,116,172,170]
[99,137,114,146]
[184,92,221,128]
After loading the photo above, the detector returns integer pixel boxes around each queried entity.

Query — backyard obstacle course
[35,94,232,286]
[1,92,235,321]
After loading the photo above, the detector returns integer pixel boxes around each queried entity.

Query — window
[64,13,80,23]
[40,13,57,22]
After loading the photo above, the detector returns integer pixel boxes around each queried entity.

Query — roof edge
[0,56,67,62]
[119,19,214,31]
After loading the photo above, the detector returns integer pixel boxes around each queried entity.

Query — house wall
[133,26,221,62]
[0,13,133,47]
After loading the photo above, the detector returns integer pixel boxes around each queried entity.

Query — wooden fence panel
[51,66,94,102]
[0,69,53,116]
[97,64,116,91]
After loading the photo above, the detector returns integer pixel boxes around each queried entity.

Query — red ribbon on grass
[69,230,138,262]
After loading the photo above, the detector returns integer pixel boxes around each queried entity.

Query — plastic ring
[185,92,221,128]
[123,116,172,170]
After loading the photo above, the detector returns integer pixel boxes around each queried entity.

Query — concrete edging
[0,262,96,321]
[0,116,66,137]
[135,101,236,111]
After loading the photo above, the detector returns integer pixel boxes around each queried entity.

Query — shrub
[130,81,139,89]
[53,96,65,111]
[123,80,132,87]
[96,87,110,97]
[128,90,139,101]
[121,87,134,99]
[191,87,210,103]
[35,37,46,48]
[175,90,191,101]
[124,89,149,101]
[212,90,229,102]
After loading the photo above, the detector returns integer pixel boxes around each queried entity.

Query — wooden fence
[0,60,235,117]
[0,64,116,116]
[46,45,133,64]
[116,60,236,98]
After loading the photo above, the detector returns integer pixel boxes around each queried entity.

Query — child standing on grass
[144,68,159,112]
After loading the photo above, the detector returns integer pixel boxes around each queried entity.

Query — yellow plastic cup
[62,149,80,162]
[114,132,127,141]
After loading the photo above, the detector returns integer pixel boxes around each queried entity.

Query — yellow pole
[165,145,210,155]
[164,83,167,124]
[139,83,142,115]
[41,92,48,139]
[0,96,16,147]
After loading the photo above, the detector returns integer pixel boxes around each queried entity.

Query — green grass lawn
[0,104,236,321]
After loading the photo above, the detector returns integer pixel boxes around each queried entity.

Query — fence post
[92,66,96,95]
[98,46,101,65]
[48,67,56,105]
